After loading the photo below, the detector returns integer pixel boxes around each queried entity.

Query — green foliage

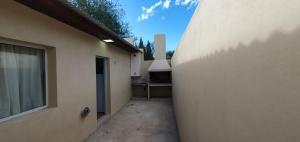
[138,38,144,49]
[69,0,131,37]
[137,38,154,60]
[166,50,174,60]
[144,41,154,60]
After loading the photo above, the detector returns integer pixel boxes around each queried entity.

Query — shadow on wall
[172,26,300,142]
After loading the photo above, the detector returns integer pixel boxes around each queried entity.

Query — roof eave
[15,0,139,53]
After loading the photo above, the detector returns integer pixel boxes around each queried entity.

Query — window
[0,43,47,121]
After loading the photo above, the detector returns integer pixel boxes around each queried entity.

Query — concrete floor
[85,98,180,142]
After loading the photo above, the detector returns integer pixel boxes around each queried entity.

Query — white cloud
[175,0,199,6]
[138,0,172,21]
[137,0,199,21]
[163,0,171,9]
[138,0,163,21]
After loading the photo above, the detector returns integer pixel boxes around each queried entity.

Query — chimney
[147,34,171,72]
[154,34,166,60]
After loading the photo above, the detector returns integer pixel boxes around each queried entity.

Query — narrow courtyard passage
[85,98,180,142]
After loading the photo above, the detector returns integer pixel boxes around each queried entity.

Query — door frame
[95,56,111,116]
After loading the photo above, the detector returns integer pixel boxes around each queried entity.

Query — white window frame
[0,39,49,123]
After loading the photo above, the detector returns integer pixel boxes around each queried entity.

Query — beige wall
[172,0,300,142]
[95,42,132,114]
[0,1,131,142]
[132,60,152,97]
[141,60,153,79]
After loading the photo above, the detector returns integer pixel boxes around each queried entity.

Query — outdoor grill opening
[149,71,172,84]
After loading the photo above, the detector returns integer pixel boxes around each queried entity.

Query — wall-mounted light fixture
[81,107,91,118]
[103,39,114,43]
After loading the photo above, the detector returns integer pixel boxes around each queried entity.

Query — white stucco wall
[172,0,300,141]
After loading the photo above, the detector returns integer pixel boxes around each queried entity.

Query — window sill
[0,106,47,124]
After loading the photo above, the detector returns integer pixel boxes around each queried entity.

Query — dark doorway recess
[96,58,106,119]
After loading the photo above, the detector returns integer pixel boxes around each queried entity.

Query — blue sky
[118,0,199,51]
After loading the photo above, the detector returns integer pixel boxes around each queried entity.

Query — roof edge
[15,0,139,53]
